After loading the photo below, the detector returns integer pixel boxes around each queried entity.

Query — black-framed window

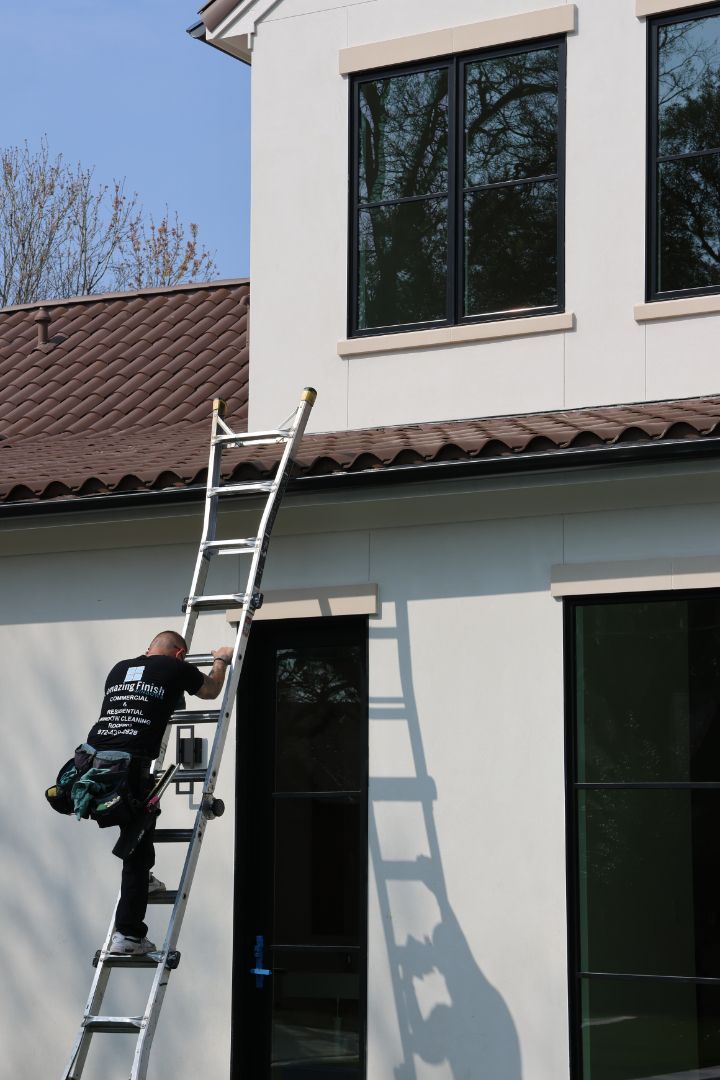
[648,5,720,300]
[566,592,720,1080]
[349,38,566,336]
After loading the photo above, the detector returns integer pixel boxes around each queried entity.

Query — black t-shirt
[87,654,204,758]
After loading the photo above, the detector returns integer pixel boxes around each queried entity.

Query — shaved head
[147,630,188,656]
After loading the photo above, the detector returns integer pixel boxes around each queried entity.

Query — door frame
[230,615,369,1079]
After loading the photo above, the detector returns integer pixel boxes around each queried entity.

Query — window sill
[634,295,720,323]
[337,311,575,357]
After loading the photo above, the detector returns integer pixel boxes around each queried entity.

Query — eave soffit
[201,0,285,51]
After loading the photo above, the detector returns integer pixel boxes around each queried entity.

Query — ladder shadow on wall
[369,600,522,1080]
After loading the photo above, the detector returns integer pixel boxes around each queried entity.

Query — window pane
[580,976,720,1080]
[464,180,557,315]
[358,197,448,329]
[358,69,449,203]
[658,155,720,294]
[271,949,360,1076]
[578,789,720,978]
[576,600,720,783]
[275,646,364,792]
[658,14,720,158]
[275,798,360,947]
[465,47,559,188]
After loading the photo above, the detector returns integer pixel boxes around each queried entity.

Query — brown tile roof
[3,278,720,509]
[0,279,249,505]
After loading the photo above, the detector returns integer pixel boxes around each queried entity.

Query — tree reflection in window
[653,10,720,295]
[352,41,564,333]
[274,646,363,792]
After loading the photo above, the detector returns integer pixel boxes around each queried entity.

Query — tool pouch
[45,745,94,816]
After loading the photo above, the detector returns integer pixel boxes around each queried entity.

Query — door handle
[250,934,272,988]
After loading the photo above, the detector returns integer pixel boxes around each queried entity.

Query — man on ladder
[58,388,316,1080]
[84,629,233,955]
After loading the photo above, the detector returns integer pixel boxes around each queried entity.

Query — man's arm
[195,647,234,700]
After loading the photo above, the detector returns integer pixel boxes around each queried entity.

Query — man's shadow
[394,868,522,1080]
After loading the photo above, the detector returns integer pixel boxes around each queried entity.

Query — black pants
[115,759,155,938]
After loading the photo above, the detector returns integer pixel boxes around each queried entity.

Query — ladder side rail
[63,390,317,1080]
[245,388,315,599]
[154,400,226,775]
[130,391,317,1076]
[60,907,121,1079]
[180,398,227,651]
[194,387,316,804]
[130,964,173,1080]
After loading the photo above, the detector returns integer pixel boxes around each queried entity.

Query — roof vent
[34,309,51,347]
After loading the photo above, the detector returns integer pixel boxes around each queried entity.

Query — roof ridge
[0,277,250,315]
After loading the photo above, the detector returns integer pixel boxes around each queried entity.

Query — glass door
[567,593,720,1080]
[232,617,368,1079]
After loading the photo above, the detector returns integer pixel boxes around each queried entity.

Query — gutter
[3,433,720,520]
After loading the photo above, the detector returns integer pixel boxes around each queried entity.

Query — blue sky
[1,1,251,280]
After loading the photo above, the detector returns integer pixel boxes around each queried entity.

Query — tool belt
[45,744,146,828]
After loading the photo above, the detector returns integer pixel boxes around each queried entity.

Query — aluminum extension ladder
[61,387,317,1080]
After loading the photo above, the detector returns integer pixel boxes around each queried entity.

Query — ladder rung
[183,593,245,612]
[203,538,257,556]
[84,1016,142,1034]
[214,430,288,447]
[154,829,193,843]
[93,950,181,969]
[173,768,207,784]
[147,889,178,905]
[171,709,221,723]
[183,654,217,666]
[209,481,274,497]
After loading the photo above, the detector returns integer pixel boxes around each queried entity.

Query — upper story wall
[209,0,719,432]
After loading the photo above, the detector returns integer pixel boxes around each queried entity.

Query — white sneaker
[109,932,156,955]
[148,872,166,893]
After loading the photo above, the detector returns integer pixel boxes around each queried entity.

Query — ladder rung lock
[84,1017,142,1034]
[171,709,221,723]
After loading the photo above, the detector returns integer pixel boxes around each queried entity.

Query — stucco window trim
[636,0,718,17]
[338,4,577,75]
[634,295,720,321]
[551,556,720,597]
[338,311,574,357]
[226,584,379,622]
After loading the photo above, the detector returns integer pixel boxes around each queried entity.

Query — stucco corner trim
[551,556,720,598]
[226,583,379,622]
[634,295,720,322]
[636,0,715,18]
[337,311,575,358]
[339,4,577,75]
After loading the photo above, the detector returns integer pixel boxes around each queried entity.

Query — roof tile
[4,279,720,506]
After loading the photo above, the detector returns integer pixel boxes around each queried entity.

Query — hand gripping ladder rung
[60,387,316,1080]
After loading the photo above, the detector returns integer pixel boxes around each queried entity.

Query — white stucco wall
[5,457,720,1079]
[218,0,720,432]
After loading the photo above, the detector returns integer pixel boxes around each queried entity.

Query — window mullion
[447,57,458,326]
